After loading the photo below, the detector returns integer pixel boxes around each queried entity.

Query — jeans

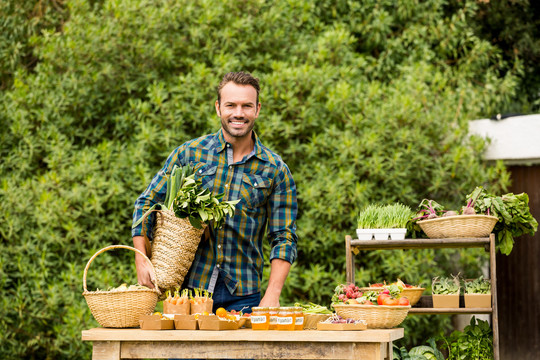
[211,273,260,314]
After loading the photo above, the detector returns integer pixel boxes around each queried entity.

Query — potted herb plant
[432,275,460,308]
[464,276,491,308]
[356,203,414,240]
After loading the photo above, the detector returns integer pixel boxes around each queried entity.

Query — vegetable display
[331,283,410,306]
[407,186,537,255]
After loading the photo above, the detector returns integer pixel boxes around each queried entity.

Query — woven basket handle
[140,209,164,257]
[82,245,159,292]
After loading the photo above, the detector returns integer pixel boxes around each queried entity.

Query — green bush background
[1,0,538,358]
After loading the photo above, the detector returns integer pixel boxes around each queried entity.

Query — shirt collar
[214,129,269,162]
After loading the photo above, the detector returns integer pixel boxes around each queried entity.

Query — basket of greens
[408,187,537,255]
[135,165,239,295]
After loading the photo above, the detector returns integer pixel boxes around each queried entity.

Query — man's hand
[259,258,291,307]
[133,235,156,289]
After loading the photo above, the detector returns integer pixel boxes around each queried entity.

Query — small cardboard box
[174,314,199,330]
[198,315,239,330]
[464,294,491,308]
[317,321,367,331]
[191,300,213,315]
[164,301,190,315]
[432,294,460,308]
[139,315,175,330]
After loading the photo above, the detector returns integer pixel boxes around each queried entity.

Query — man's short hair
[217,71,260,105]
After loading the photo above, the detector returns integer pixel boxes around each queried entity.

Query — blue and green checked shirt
[132,129,298,296]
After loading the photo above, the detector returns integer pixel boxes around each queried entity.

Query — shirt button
[227,144,230,148]
[216,264,220,268]
[229,165,232,168]
[254,183,257,187]
[225,184,228,188]
[218,244,221,249]
[199,169,202,173]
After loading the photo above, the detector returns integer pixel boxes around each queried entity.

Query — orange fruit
[216,307,228,318]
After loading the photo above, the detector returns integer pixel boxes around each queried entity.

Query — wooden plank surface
[119,340,387,360]
[349,238,490,250]
[82,328,403,343]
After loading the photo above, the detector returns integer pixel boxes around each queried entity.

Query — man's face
[215,82,261,141]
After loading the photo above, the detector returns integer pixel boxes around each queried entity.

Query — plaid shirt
[132,129,298,296]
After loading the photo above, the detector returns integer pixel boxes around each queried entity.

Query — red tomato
[382,297,399,306]
[377,294,390,305]
[398,297,410,306]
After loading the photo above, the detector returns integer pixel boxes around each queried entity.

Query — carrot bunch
[190,288,212,305]
[164,288,190,305]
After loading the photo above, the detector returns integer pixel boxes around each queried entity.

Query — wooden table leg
[92,341,121,360]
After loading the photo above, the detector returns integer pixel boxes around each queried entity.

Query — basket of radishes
[411,195,497,238]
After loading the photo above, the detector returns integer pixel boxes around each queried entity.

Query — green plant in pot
[432,275,460,308]
[356,203,414,240]
[463,276,491,309]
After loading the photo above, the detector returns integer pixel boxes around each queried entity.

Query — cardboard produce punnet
[174,314,199,330]
[163,301,190,315]
[191,299,213,315]
[139,314,174,330]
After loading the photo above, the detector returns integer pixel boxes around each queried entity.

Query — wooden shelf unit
[345,233,499,360]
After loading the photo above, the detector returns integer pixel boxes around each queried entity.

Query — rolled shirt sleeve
[267,163,298,265]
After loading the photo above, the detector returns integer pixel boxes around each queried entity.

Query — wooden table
[82,328,404,360]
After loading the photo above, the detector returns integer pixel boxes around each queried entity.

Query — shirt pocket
[194,164,218,191]
[241,173,272,208]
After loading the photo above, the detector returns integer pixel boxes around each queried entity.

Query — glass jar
[250,307,269,330]
[277,307,295,331]
[294,307,304,330]
[268,307,279,330]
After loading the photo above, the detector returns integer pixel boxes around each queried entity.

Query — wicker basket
[360,287,425,306]
[143,209,206,297]
[333,304,410,329]
[303,313,332,330]
[417,215,498,238]
[83,245,159,328]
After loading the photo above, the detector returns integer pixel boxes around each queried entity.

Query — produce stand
[345,233,499,360]
[81,327,403,360]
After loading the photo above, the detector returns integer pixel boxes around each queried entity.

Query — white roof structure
[468,114,540,165]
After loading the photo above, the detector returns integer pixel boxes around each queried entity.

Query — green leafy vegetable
[464,276,491,295]
[432,275,460,295]
[467,186,538,255]
[171,168,239,229]
[294,302,332,314]
[437,316,493,359]
[357,203,414,229]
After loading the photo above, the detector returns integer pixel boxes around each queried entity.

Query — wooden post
[346,235,355,284]
[92,341,121,360]
[490,233,499,360]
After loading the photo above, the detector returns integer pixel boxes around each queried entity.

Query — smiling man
[132,71,298,313]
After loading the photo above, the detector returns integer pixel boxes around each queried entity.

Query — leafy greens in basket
[136,165,240,230]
